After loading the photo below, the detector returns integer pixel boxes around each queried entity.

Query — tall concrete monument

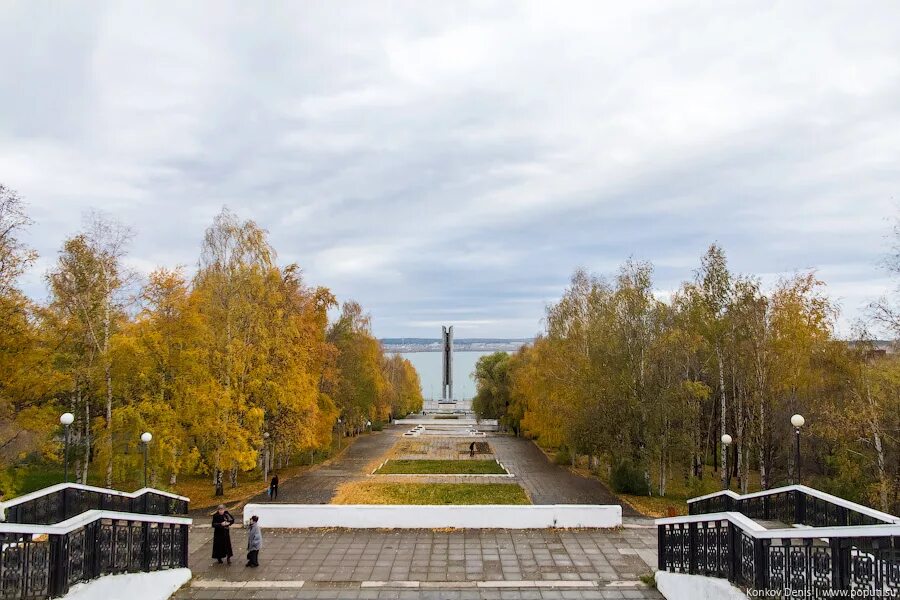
[440,325,454,402]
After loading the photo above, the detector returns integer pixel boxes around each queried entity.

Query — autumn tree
[472,352,512,422]
[327,301,389,433]
[0,186,59,496]
[47,215,132,487]
[382,353,424,421]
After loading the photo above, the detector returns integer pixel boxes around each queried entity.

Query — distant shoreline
[389,348,519,353]
[381,338,533,353]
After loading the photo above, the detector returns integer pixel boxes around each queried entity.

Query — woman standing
[211,504,235,564]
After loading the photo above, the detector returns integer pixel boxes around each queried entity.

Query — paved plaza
[175,424,660,599]
[244,426,637,513]
[175,526,660,599]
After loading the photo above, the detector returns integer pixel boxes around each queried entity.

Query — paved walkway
[249,430,399,505]
[176,426,657,599]
[175,526,661,599]
[247,426,635,516]
[488,438,638,515]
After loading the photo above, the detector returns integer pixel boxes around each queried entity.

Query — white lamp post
[791,414,805,484]
[721,434,733,490]
[140,432,152,487]
[60,413,74,483]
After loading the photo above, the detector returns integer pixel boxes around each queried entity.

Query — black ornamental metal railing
[0,483,189,526]
[0,510,191,598]
[0,484,191,599]
[687,484,899,528]
[659,486,900,596]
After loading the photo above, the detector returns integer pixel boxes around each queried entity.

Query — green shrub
[611,459,650,496]
[371,421,384,432]
[554,446,572,465]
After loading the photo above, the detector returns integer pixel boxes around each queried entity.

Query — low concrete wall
[243,504,622,529]
[63,568,192,600]
[655,571,747,600]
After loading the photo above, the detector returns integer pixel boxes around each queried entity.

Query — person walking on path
[211,504,235,564]
[246,515,262,568]
[469,441,476,457]
[269,474,279,500]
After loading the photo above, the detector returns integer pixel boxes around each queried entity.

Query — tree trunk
[82,400,91,485]
[659,447,667,496]
[865,378,889,511]
[757,395,768,489]
[734,368,743,492]
[105,361,112,487]
[716,345,727,488]
[104,292,113,489]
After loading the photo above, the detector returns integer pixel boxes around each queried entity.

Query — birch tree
[47,214,132,487]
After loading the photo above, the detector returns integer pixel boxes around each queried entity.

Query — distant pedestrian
[211,504,234,564]
[246,515,262,568]
[469,441,476,457]
[269,474,279,500]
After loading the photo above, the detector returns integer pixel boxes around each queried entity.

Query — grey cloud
[2,1,899,337]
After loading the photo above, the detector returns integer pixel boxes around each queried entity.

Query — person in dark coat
[211,504,235,564]
[469,441,476,457]
[246,515,262,567]
[269,474,279,501]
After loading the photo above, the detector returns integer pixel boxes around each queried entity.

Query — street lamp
[263,432,270,484]
[721,434,733,490]
[337,418,343,450]
[60,413,74,483]
[791,414,805,485]
[140,432,152,487]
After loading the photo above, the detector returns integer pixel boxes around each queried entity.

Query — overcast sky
[2,2,899,338]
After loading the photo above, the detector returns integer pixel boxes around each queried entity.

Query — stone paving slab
[175,588,662,599]
[180,527,656,586]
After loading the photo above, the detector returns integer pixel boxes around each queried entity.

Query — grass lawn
[333,482,530,505]
[611,469,764,517]
[541,447,761,518]
[178,434,358,510]
[614,473,755,517]
[375,459,507,475]
[3,432,360,511]
[173,464,313,511]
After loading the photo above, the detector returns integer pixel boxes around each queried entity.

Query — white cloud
[1,0,899,337]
